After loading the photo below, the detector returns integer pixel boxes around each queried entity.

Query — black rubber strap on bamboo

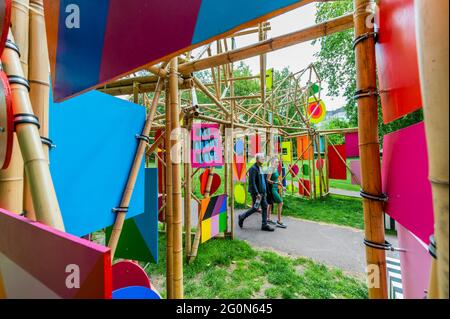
[135,134,151,145]
[14,113,41,130]
[5,39,21,57]
[112,207,129,213]
[41,137,56,149]
[353,32,378,50]
[8,75,31,92]
[364,239,394,251]
[354,89,379,100]
[429,235,437,259]
[360,190,388,202]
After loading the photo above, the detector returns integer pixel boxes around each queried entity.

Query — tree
[314,0,423,145]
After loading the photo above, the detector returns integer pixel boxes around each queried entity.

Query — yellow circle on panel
[234,184,246,204]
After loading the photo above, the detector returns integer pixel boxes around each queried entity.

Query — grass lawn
[282,194,365,230]
[145,235,368,299]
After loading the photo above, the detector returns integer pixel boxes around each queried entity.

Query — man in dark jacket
[238,153,275,231]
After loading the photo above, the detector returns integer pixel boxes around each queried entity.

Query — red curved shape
[112,260,151,292]
[0,71,13,170]
[0,0,12,57]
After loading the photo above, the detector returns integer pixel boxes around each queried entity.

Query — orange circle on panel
[307,98,326,124]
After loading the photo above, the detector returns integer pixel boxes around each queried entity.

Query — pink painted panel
[0,208,112,299]
[350,160,361,185]
[345,132,359,158]
[382,122,434,244]
[397,223,431,299]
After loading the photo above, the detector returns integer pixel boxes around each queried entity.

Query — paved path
[329,188,361,198]
[186,199,398,277]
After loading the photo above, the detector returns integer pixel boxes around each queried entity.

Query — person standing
[238,153,275,231]
[266,157,287,228]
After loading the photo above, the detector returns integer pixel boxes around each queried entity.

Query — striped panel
[386,257,403,299]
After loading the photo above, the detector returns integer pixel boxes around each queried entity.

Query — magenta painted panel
[211,215,219,238]
[350,160,361,185]
[100,0,202,82]
[345,132,359,158]
[382,122,434,244]
[191,123,223,168]
[397,222,431,299]
[0,208,112,299]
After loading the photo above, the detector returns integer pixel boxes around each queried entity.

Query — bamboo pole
[23,0,49,221]
[179,14,354,75]
[11,0,29,77]
[0,1,27,215]
[354,0,387,299]
[2,30,64,230]
[414,0,449,299]
[184,115,192,259]
[169,58,183,299]
[164,87,174,298]
[107,77,165,257]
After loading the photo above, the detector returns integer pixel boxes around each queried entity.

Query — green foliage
[322,118,350,145]
[314,0,423,144]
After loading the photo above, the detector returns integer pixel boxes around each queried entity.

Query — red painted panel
[376,0,423,123]
[328,145,347,180]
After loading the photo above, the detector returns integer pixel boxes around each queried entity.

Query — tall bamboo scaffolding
[1,30,64,230]
[354,0,387,299]
[169,58,183,299]
[414,0,449,299]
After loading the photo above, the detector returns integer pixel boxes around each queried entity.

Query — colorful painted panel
[314,136,325,154]
[249,134,263,157]
[105,168,159,263]
[328,145,347,180]
[375,0,422,123]
[191,123,223,168]
[397,223,431,299]
[199,168,221,196]
[345,132,360,158]
[49,89,145,237]
[44,0,304,102]
[0,208,112,299]
[281,141,292,162]
[200,195,227,244]
[382,122,433,244]
[233,138,246,182]
[307,98,326,124]
[350,160,361,185]
[296,136,313,160]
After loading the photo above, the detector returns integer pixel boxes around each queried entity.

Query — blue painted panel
[112,286,161,299]
[55,0,109,99]
[134,168,159,263]
[314,136,325,154]
[49,89,145,236]
[192,0,302,44]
